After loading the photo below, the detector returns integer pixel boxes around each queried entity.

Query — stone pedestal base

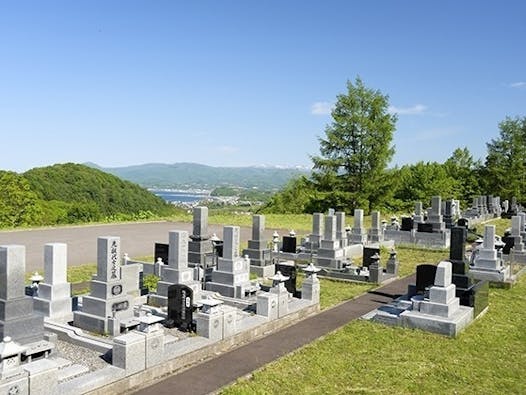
[401,305,473,337]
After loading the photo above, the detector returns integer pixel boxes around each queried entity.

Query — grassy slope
[223,217,523,394]
[224,275,526,394]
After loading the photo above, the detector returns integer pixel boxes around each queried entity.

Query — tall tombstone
[252,215,265,241]
[94,236,121,282]
[349,209,367,244]
[316,215,344,269]
[168,230,189,270]
[324,215,336,241]
[368,211,383,242]
[192,206,209,240]
[206,226,253,298]
[151,231,201,307]
[243,215,272,274]
[312,213,324,237]
[0,245,45,344]
[444,200,454,229]
[73,237,134,334]
[188,206,213,266]
[33,243,73,323]
[308,213,324,251]
[426,196,445,232]
[448,227,489,318]
[223,226,240,260]
[335,212,346,246]
[511,216,525,251]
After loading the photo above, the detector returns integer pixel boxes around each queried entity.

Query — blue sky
[1,1,525,172]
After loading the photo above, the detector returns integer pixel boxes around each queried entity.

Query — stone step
[58,363,90,383]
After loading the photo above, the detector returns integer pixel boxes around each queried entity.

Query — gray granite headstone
[223,226,240,261]
[324,215,336,241]
[168,231,189,270]
[252,215,265,241]
[192,207,209,239]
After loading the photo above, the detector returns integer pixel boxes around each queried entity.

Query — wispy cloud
[217,145,239,154]
[311,101,333,115]
[509,81,526,89]
[388,104,428,115]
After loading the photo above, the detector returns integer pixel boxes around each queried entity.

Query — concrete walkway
[133,275,415,395]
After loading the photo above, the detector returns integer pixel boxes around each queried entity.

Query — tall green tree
[444,147,482,205]
[484,116,526,203]
[311,77,397,212]
[393,161,457,208]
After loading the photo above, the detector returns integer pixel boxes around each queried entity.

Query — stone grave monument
[73,236,135,335]
[306,213,324,253]
[243,215,274,277]
[427,196,445,232]
[470,225,511,283]
[33,243,73,323]
[188,207,213,267]
[401,261,474,336]
[349,209,367,244]
[150,230,201,307]
[316,215,345,269]
[0,245,46,345]
[206,226,255,298]
[367,211,383,243]
[335,211,347,248]
[448,226,488,317]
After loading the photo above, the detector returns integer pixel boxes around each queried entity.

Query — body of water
[151,189,210,203]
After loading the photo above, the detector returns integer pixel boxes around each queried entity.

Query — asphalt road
[0,221,281,273]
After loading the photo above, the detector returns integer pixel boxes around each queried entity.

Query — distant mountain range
[84,162,311,190]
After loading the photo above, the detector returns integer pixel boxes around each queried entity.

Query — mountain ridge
[84,162,310,190]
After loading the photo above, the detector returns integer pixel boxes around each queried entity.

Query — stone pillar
[349,209,367,244]
[324,215,336,241]
[0,245,45,344]
[335,212,347,247]
[33,243,73,323]
[368,211,383,243]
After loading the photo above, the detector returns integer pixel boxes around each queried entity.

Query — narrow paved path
[0,221,283,272]
[134,275,414,395]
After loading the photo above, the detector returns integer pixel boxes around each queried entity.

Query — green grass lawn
[223,273,526,395]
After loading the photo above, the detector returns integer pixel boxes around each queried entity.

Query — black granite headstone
[282,236,297,253]
[362,246,380,268]
[417,223,434,233]
[212,240,223,258]
[401,217,414,231]
[449,227,466,262]
[154,243,169,264]
[501,235,514,255]
[275,262,297,295]
[415,264,437,293]
[166,284,194,331]
[457,218,469,229]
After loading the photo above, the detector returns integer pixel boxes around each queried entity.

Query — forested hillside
[0,163,175,228]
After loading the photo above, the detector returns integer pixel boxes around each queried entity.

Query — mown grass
[223,273,526,395]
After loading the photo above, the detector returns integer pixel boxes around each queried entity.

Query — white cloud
[388,104,428,115]
[510,81,526,89]
[310,101,333,115]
